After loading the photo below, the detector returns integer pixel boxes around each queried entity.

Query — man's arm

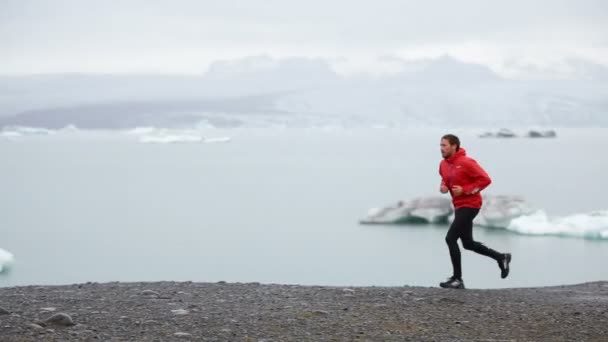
[439,163,449,193]
[462,159,492,195]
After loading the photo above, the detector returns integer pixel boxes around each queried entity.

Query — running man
[438,134,511,289]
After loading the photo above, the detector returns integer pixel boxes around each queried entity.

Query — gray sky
[1,0,607,77]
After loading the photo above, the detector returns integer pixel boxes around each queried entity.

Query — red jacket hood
[445,148,467,163]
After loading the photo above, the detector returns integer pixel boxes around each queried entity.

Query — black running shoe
[499,253,512,279]
[439,276,465,289]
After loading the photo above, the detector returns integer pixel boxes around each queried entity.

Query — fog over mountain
[1,55,606,129]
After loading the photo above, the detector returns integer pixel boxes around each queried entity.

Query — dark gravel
[1,281,607,341]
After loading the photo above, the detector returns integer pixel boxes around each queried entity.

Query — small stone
[40,307,56,312]
[141,290,160,297]
[28,323,45,331]
[342,288,355,293]
[143,320,158,325]
[171,309,189,315]
[44,313,75,326]
[0,307,9,315]
[217,280,227,284]
[46,329,55,333]
[174,332,192,338]
[312,310,329,316]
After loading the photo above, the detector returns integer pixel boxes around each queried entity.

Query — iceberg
[0,248,14,274]
[361,195,608,240]
[465,195,536,229]
[527,130,557,138]
[360,197,453,224]
[508,210,608,239]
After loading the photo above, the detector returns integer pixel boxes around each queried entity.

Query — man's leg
[444,209,472,280]
[459,208,512,278]
[459,208,502,261]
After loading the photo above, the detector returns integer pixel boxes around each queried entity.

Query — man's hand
[452,185,464,196]
[440,184,449,193]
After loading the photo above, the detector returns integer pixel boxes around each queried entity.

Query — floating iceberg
[139,133,204,144]
[127,127,230,144]
[527,130,557,138]
[204,136,231,143]
[479,128,517,138]
[361,197,453,224]
[463,195,536,229]
[361,195,607,240]
[479,128,557,139]
[0,248,14,274]
[0,125,80,140]
[361,195,533,226]
[1,125,55,139]
[508,210,608,239]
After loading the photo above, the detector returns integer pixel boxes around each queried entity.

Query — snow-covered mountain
[1,56,606,129]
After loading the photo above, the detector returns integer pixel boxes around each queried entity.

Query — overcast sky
[1,0,607,77]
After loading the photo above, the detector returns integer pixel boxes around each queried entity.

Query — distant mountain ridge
[1,56,607,128]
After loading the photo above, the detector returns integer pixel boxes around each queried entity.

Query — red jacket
[439,148,492,209]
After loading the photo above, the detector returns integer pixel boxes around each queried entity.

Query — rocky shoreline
[1,281,607,341]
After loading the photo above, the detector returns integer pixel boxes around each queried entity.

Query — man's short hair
[442,134,460,151]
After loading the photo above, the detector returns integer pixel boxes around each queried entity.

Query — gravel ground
[0,281,606,341]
